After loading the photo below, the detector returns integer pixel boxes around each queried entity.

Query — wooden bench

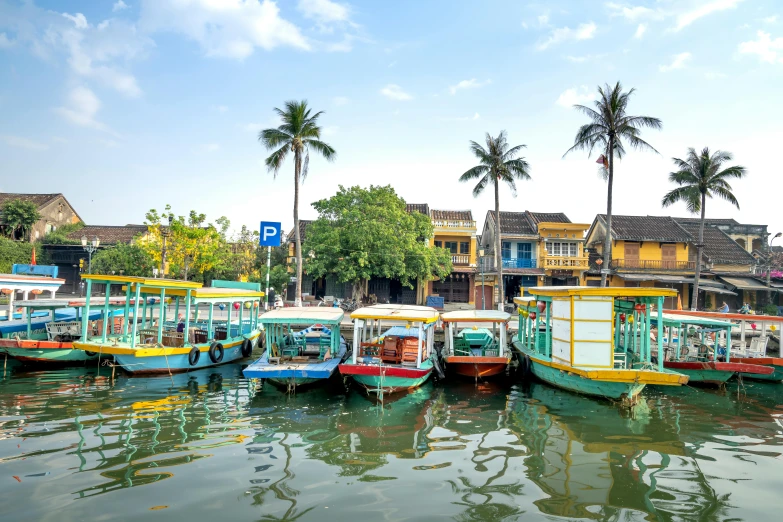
[381,336,400,364]
[400,337,420,365]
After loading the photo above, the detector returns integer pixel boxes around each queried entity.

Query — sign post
[259,222,282,310]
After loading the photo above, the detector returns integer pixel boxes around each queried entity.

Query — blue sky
[1,0,782,240]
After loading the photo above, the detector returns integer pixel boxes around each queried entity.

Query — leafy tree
[39,222,85,245]
[91,243,155,277]
[564,82,662,287]
[304,185,452,299]
[1,199,41,241]
[460,131,530,307]
[0,237,48,272]
[142,205,227,281]
[259,100,336,306]
[662,148,746,310]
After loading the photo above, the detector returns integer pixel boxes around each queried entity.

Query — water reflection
[1,363,783,521]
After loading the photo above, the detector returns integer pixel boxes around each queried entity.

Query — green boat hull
[673,368,734,386]
[740,366,783,382]
[351,373,432,394]
[268,377,321,388]
[5,348,101,364]
[526,357,646,401]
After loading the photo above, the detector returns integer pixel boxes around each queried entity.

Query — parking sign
[259,222,282,247]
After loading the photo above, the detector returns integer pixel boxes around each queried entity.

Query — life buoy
[208,342,224,363]
[188,346,201,366]
[241,338,253,358]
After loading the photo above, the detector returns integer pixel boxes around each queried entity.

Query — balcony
[433,220,476,230]
[502,258,537,269]
[611,259,696,271]
[540,256,589,270]
[451,254,471,265]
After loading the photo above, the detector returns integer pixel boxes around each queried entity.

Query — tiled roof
[599,215,692,242]
[773,245,783,253]
[0,193,62,209]
[287,220,312,243]
[66,225,148,244]
[405,203,430,215]
[670,217,740,226]
[527,211,570,224]
[676,221,757,265]
[487,211,537,236]
[431,209,473,221]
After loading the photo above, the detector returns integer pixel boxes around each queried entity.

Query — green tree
[564,82,662,287]
[460,131,531,307]
[91,243,155,277]
[38,222,84,245]
[1,199,41,241]
[259,100,336,306]
[304,185,452,299]
[662,147,746,310]
[0,237,48,272]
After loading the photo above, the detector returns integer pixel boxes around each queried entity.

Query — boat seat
[381,336,400,363]
[747,336,768,358]
[400,337,420,364]
[613,350,627,369]
[359,342,382,357]
[319,335,331,359]
[453,336,471,356]
[46,321,82,342]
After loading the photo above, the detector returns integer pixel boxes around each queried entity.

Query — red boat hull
[664,361,774,375]
[445,356,507,379]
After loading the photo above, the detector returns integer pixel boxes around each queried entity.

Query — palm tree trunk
[294,149,303,307]
[691,193,706,311]
[495,178,503,309]
[601,139,615,288]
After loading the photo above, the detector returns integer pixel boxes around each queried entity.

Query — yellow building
[477,211,590,307]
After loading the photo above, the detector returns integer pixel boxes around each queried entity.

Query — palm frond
[712,186,741,209]
[504,158,531,180]
[264,144,289,178]
[305,139,336,161]
[471,173,490,197]
[260,128,293,149]
[662,186,701,213]
[460,165,489,182]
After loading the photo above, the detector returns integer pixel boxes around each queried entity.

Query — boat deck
[244,345,347,379]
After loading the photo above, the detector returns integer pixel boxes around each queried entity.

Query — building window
[445,241,458,253]
[460,242,469,254]
[501,241,511,259]
[548,242,578,257]
[517,243,531,259]
[434,240,442,248]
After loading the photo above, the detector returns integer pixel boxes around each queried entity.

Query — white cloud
[762,15,778,24]
[297,0,350,24]
[606,3,660,21]
[55,86,113,133]
[538,14,550,27]
[62,12,88,30]
[380,84,412,101]
[634,23,647,38]
[556,86,596,108]
[738,30,783,64]
[140,0,310,59]
[0,32,15,48]
[537,22,596,51]
[659,52,692,71]
[673,0,744,31]
[202,143,220,152]
[0,135,49,151]
[113,1,130,12]
[448,78,491,95]
[332,96,349,106]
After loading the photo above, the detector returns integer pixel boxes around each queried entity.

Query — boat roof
[524,286,678,298]
[259,307,344,325]
[662,309,783,323]
[0,274,65,287]
[351,304,439,323]
[651,311,734,328]
[82,274,202,289]
[129,285,264,300]
[14,297,128,309]
[441,310,511,322]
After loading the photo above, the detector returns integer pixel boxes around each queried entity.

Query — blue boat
[73,275,264,374]
[243,307,348,389]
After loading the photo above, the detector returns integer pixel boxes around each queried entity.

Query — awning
[700,286,737,296]
[616,274,691,284]
[718,276,769,291]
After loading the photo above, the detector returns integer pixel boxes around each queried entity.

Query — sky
[1,0,782,241]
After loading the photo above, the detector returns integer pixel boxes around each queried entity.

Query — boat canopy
[131,285,264,301]
[14,297,129,309]
[259,307,344,325]
[351,304,439,323]
[441,310,511,323]
[524,286,678,299]
[80,274,201,289]
[651,311,734,329]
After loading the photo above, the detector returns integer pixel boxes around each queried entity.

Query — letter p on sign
[259,222,282,247]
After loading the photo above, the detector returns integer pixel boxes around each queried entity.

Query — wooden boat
[339,304,440,395]
[663,309,783,382]
[653,311,773,385]
[0,271,65,321]
[72,275,263,374]
[440,310,511,379]
[513,287,688,403]
[243,307,348,389]
[0,297,127,364]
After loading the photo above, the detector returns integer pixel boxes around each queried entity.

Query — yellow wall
[611,240,690,261]
[431,231,477,266]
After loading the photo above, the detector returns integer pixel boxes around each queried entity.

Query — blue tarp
[426,296,444,309]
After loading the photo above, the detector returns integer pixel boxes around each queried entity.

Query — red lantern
[537,301,546,313]
[751,323,757,331]
[634,303,645,313]
[31,289,43,295]
[233,302,240,310]
[619,313,626,324]
[529,312,537,321]
[0,288,12,295]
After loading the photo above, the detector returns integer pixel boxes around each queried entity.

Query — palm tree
[662,148,746,310]
[260,100,336,306]
[564,82,662,287]
[460,131,530,308]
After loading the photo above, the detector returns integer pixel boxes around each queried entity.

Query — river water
[1,361,782,522]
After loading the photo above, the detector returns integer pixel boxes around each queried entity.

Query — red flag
[596,154,609,169]
[31,247,36,266]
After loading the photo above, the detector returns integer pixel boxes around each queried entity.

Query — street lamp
[161,215,173,278]
[766,232,782,305]
[81,236,100,274]
[479,248,485,310]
